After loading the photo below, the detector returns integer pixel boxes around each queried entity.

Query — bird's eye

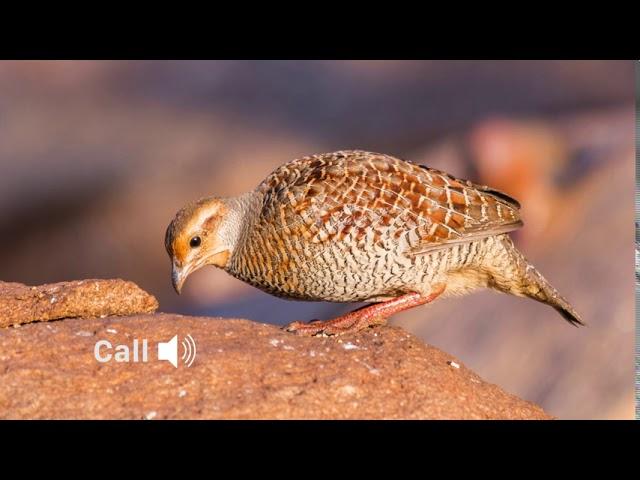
[190,236,201,248]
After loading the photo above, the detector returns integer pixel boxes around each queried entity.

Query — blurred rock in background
[0,60,634,419]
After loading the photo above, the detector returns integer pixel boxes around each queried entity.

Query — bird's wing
[257,150,522,254]
[401,163,523,255]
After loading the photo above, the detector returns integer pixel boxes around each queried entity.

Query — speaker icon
[157,334,197,368]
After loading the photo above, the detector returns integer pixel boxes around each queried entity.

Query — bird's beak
[171,263,189,295]
[171,250,227,294]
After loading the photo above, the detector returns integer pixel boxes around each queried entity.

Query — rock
[0,279,158,328]
[0,314,551,419]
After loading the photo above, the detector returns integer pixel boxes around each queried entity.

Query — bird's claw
[284,315,386,337]
[284,320,330,336]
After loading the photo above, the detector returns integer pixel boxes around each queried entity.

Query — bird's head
[164,197,234,294]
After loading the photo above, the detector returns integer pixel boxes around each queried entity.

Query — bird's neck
[220,191,262,265]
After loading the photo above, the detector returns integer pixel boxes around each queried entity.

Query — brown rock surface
[0,279,158,328]
[0,314,551,419]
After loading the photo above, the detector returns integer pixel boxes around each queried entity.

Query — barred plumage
[166,150,582,335]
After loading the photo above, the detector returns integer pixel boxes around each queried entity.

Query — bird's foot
[284,313,387,337]
[284,287,446,337]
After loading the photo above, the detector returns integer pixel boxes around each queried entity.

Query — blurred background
[0,60,634,419]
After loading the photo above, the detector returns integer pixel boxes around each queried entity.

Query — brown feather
[257,150,523,254]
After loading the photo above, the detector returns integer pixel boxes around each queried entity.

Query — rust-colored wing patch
[257,150,523,254]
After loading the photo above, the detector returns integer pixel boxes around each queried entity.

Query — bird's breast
[227,224,473,302]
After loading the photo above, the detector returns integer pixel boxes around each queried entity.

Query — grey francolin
[165,150,582,336]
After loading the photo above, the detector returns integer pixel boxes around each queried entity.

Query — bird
[165,150,583,336]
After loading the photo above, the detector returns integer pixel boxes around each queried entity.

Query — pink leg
[285,284,446,336]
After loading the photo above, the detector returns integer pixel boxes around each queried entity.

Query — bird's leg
[285,284,446,336]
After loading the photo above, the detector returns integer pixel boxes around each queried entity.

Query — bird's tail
[520,262,584,326]
[493,236,584,326]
